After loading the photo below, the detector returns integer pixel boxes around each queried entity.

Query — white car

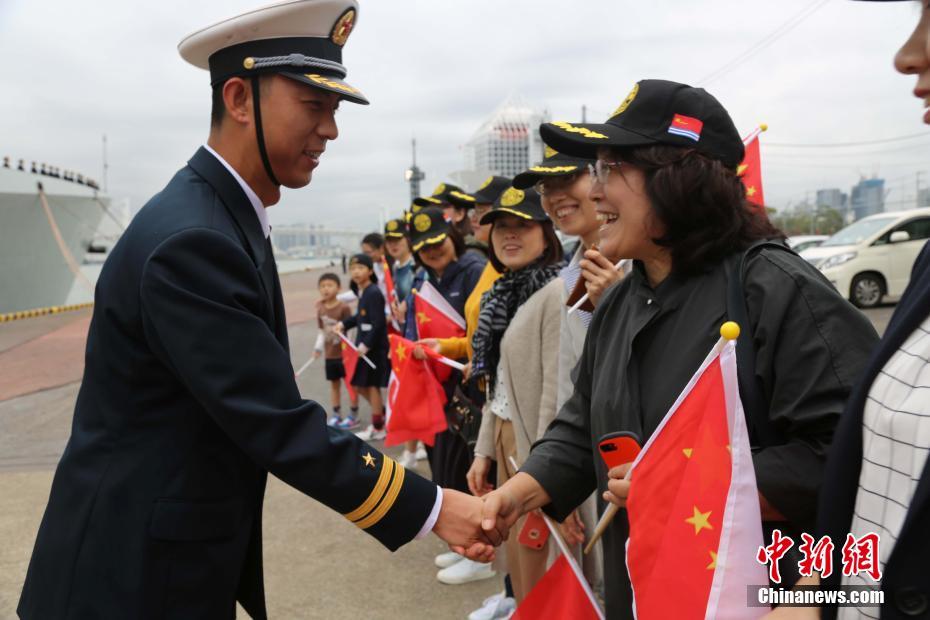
[787,235,828,254]
[800,208,930,308]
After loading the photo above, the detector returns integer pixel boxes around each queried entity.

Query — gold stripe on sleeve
[354,464,406,530]
[344,456,395,523]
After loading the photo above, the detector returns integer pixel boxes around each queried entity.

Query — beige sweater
[475,278,562,463]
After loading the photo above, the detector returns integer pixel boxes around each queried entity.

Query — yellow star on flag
[395,342,407,362]
[685,506,713,535]
[682,448,693,459]
[362,452,376,468]
[737,164,749,176]
[746,186,757,197]
[707,550,718,570]
[417,311,431,324]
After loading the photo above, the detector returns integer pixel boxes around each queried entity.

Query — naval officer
[18,2,498,618]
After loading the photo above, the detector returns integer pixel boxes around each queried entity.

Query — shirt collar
[202,144,269,239]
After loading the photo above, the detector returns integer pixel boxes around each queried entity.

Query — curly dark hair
[611,145,783,275]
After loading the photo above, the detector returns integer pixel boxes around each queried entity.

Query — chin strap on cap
[251,75,280,187]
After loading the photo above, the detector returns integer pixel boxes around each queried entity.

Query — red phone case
[518,511,550,550]
[598,434,641,470]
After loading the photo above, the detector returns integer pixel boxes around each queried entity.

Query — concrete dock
[0,267,500,619]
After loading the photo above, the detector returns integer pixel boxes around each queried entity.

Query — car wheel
[851,273,884,308]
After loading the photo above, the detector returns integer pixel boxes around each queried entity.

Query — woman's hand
[603,463,633,508]
[579,249,624,307]
[357,343,369,356]
[391,299,407,324]
[558,510,586,547]
[463,361,473,381]
[467,455,495,497]
[333,322,345,335]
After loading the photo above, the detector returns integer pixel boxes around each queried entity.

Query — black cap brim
[512,162,586,190]
[411,232,448,253]
[479,206,548,226]
[539,121,657,159]
[282,72,369,105]
[413,196,444,208]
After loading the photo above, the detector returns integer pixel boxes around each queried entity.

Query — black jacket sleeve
[745,249,878,532]
[139,228,436,550]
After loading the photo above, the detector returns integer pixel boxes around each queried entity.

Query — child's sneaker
[355,424,386,441]
[327,414,342,427]
[400,449,418,469]
[336,415,359,430]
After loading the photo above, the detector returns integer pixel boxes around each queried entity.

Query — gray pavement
[0,298,896,619]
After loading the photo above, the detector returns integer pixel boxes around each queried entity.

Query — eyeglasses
[534,170,586,196]
[588,159,624,185]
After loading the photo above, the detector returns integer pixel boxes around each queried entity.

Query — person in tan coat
[466,186,564,602]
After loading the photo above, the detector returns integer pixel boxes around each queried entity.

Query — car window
[823,216,897,246]
[892,217,930,241]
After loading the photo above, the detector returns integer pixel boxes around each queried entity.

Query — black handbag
[444,384,483,449]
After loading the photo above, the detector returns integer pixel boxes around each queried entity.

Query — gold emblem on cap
[331,8,356,47]
[544,146,558,159]
[305,74,360,95]
[479,176,494,190]
[551,121,608,140]
[500,188,525,208]
[243,57,256,70]
[387,220,399,232]
[413,213,432,233]
[610,83,639,118]
[432,183,446,197]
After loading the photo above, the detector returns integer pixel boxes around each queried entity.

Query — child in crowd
[313,273,358,428]
[335,254,390,440]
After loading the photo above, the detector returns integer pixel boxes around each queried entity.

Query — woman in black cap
[479,79,879,619]
[403,207,491,584]
[466,186,564,603]
[334,253,390,439]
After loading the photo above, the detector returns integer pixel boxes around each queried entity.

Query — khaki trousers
[495,417,549,603]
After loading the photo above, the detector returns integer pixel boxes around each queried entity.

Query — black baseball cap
[413,182,465,207]
[540,79,744,169]
[409,207,452,252]
[473,175,512,204]
[384,218,407,239]
[512,146,592,190]
[479,187,548,225]
[447,189,478,210]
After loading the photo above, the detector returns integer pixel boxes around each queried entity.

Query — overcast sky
[2,0,927,231]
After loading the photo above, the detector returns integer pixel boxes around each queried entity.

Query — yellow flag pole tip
[720,322,741,341]
[759,123,768,132]
[411,288,418,295]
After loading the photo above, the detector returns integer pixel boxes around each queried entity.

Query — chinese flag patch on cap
[667,114,704,142]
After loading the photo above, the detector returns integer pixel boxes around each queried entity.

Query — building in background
[453,94,548,189]
[918,187,930,208]
[850,177,885,222]
[271,224,362,258]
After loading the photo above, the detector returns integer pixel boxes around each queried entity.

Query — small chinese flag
[626,337,768,619]
[739,133,765,209]
[340,342,358,402]
[413,281,466,382]
[384,334,447,447]
[512,556,601,620]
[381,257,396,306]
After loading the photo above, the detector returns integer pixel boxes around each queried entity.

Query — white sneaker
[437,558,496,585]
[355,425,386,441]
[468,591,517,620]
[434,551,463,569]
[400,449,418,469]
[415,442,428,460]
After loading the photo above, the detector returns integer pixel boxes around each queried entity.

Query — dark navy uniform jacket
[17,148,437,620]
[820,241,930,620]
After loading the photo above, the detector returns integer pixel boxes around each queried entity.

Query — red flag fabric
[414,281,465,382]
[625,339,767,619]
[381,257,396,306]
[340,342,358,402]
[738,133,765,208]
[385,334,447,447]
[512,556,601,620]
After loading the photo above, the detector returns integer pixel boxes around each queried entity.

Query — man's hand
[580,249,624,307]
[333,322,345,335]
[466,455,495,497]
[603,463,633,508]
[558,510,586,547]
[357,343,369,356]
[433,489,499,563]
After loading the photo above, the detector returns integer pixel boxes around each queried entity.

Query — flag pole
[337,331,377,369]
[741,123,768,146]
[509,457,605,620]
[582,322,742,555]
[567,258,631,315]
[294,356,316,378]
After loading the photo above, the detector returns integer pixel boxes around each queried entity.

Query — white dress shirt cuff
[415,487,443,540]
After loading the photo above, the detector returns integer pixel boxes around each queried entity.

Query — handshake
[430,486,532,562]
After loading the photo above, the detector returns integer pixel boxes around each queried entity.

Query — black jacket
[17,148,436,620]
[523,247,878,619]
[819,241,930,620]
